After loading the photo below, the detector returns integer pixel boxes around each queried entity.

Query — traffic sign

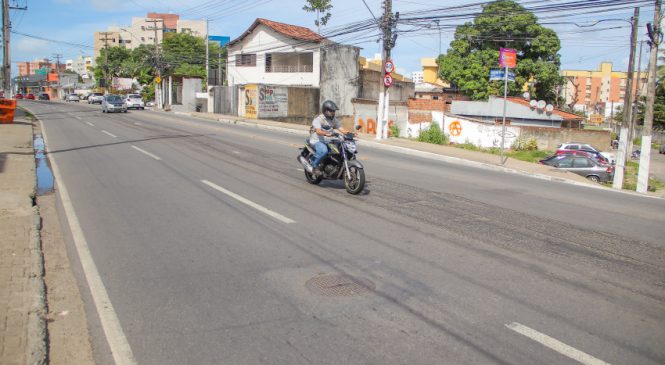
[499,48,517,68]
[155,76,161,84]
[384,74,393,87]
[384,59,395,74]
[489,69,515,82]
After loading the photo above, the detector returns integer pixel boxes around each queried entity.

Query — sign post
[498,48,517,165]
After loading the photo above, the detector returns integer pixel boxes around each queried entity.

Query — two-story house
[227,18,326,88]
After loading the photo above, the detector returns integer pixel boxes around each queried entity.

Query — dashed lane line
[131,145,162,161]
[506,322,610,365]
[102,130,117,138]
[201,179,296,224]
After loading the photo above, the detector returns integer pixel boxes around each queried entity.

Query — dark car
[555,149,611,165]
[25,93,35,100]
[540,155,614,183]
[38,93,50,100]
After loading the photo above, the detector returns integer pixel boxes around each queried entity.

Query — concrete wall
[353,100,408,137]
[518,127,611,151]
[443,115,519,148]
[181,78,202,112]
[359,69,414,102]
[319,44,360,117]
[228,25,321,87]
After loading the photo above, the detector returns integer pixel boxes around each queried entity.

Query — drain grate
[305,274,375,297]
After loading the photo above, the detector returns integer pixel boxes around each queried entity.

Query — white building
[411,71,424,84]
[64,56,96,79]
[227,18,327,87]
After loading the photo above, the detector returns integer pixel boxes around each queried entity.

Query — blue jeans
[311,142,328,168]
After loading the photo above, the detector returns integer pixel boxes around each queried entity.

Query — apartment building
[17,59,66,76]
[93,13,207,58]
[65,56,96,79]
[561,62,647,118]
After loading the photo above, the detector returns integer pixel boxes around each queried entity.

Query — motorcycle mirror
[355,124,362,130]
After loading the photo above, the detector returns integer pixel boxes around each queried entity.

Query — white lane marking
[85,121,95,127]
[201,179,295,224]
[75,116,82,120]
[134,122,142,126]
[506,322,610,365]
[131,145,162,160]
[102,130,117,138]
[39,120,137,365]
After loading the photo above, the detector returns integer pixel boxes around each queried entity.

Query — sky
[7,0,658,77]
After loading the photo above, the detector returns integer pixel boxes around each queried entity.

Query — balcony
[265,52,313,73]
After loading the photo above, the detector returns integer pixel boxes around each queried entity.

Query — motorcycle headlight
[343,141,357,153]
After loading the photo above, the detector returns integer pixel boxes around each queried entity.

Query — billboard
[258,85,288,118]
[499,48,517,68]
[244,84,257,119]
[112,77,133,90]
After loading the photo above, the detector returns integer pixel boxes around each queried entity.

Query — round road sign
[385,59,395,74]
[384,74,393,87]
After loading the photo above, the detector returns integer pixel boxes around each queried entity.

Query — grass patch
[621,161,664,192]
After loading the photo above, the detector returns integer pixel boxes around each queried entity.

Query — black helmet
[321,100,338,113]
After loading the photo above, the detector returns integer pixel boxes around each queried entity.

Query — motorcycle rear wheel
[344,166,365,194]
[305,170,322,184]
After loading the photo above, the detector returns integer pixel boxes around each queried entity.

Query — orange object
[0,99,17,124]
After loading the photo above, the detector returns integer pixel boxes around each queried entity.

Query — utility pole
[631,41,645,133]
[2,0,26,97]
[146,18,163,109]
[53,53,62,97]
[98,32,114,93]
[376,0,397,140]
[612,7,639,190]
[637,0,662,193]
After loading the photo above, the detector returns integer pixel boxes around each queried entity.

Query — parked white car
[88,92,104,104]
[125,94,145,110]
[65,94,80,102]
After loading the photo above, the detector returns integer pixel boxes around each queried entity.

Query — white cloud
[14,38,49,53]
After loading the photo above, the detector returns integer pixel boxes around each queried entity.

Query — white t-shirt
[309,114,341,145]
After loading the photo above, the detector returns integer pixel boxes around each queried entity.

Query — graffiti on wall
[244,84,257,119]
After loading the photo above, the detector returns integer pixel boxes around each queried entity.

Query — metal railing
[265,65,313,73]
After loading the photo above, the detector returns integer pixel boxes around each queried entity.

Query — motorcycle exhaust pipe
[298,155,314,173]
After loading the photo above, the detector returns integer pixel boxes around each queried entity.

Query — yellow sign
[449,121,462,136]
[589,114,603,124]
[155,76,161,84]
[244,84,257,119]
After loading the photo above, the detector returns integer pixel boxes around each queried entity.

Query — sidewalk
[0,109,47,364]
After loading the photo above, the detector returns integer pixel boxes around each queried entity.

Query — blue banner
[489,69,515,82]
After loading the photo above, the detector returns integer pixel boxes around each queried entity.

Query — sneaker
[312,167,322,176]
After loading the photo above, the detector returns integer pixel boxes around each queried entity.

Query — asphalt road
[23,100,665,365]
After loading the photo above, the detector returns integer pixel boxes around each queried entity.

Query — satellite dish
[545,104,554,113]
[537,100,547,110]
[529,100,538,108]
[523,92,530,100]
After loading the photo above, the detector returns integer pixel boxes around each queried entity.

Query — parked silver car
[65,93,80,102]
[102,94,128,113]
[539,155,614,183]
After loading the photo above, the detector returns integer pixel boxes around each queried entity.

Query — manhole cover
[305,274,375,297]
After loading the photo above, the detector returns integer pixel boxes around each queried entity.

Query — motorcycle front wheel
[344,166,365,194]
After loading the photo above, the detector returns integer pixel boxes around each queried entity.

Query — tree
[93,46,132,88]
[303,0,333,33]
[437,0,562,102]
[161,32,224,80]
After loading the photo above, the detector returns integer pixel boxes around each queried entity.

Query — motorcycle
[297,126,365,195]
[631,149,641,160]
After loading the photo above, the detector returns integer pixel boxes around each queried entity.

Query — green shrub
[417,123,447,145]
[511,136,539,151]
[389,123,400,138]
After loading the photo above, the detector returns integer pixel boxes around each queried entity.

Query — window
[265,53,272,72]
[557,157,574,168]
[236,54,256,67]
[573,158,593,168]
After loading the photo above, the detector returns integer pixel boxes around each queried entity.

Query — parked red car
[14,93,23,99]
[555,149,610,165]
[25,93,35,100]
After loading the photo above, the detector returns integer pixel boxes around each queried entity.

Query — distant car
[25,93,35,100]
[38,93,50,101]
[660,144,665,154]
[540,155,614,183]
[146,100,155,107]
[66,94,80,102]
[125,94,145,110]
[88,92,104,104]
[102,94,127,113]
[557,142,600,153]
[14,93,23,99]
[555,149,610,165]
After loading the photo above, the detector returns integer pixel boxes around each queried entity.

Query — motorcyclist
[309,100,351,175]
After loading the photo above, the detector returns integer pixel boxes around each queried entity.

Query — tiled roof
[506,97,583,121]
[228,18,325,47]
